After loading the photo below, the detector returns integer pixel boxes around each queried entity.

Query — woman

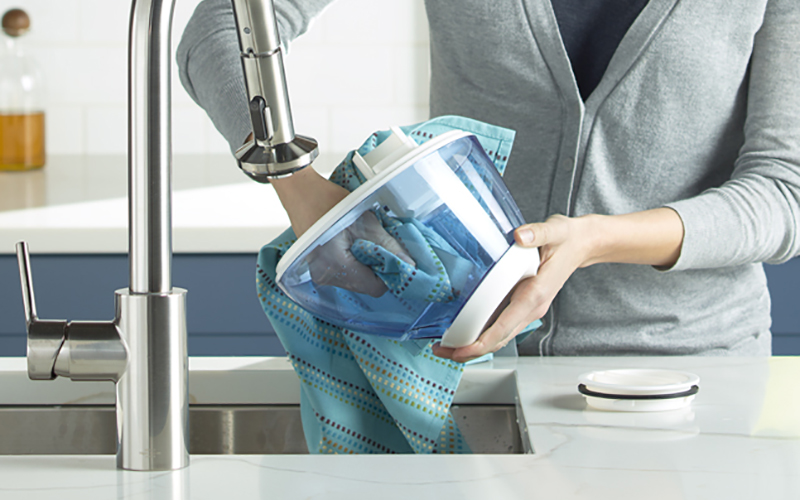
[178,0,800,361]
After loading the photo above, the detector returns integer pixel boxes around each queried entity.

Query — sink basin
[0,404,524,455]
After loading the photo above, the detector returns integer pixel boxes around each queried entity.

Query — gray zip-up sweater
[177,0,800,356]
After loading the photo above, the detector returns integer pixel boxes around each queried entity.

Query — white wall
[0,0,430,155]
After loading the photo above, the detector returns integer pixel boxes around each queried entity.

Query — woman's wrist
[575,213,610,268]
[580,208,684,268]
[269,164,321,196]
[269,166,350,238]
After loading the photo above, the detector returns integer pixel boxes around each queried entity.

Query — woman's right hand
[270,167,414,296]
[307,210,415,297]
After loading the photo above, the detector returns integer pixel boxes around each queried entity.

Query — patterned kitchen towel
[256,115,517,454]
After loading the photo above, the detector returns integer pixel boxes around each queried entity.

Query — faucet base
[115,287,189,471]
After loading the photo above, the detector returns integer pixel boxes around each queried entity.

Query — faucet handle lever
[16,241,37,325]
[15,241,68,380]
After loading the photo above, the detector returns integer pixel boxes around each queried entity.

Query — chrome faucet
[15,0,317,471]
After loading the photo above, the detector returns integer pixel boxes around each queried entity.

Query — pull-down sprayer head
[230,0,318,182]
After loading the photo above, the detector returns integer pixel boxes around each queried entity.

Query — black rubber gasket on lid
[578,384,699,400]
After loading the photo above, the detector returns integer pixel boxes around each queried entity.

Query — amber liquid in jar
[0,112,45,170]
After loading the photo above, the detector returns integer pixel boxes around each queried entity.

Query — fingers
[431,317,527,364]
[304,209,419,297]
[434,215,590,363]
[433,255,567,363]
[308,234,389,297]
[437,321,520,363]
[432,279,541,363]
[334,264,387,297]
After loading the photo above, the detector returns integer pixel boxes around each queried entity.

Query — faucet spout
[129,0,174,295]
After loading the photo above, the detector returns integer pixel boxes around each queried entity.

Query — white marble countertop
[0,154,343,255]
[0,355,798,499]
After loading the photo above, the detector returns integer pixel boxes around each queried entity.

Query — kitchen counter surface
[0,355,798,499]
[0,154,343,254]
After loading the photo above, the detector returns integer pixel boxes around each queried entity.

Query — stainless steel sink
[0,404,523,455]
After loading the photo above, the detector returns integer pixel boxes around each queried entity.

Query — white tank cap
[352,127,418,179]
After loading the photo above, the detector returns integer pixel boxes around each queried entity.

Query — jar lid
[2,9,30,37]
[577,369,701,412]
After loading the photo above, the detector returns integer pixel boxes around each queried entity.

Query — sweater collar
[521,0,680,111]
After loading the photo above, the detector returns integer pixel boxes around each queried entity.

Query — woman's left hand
[432,208,684,363]
[432,214,595,362]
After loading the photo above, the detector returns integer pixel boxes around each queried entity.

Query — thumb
[514,222,552,248]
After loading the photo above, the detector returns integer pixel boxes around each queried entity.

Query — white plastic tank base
[439,244,540,348]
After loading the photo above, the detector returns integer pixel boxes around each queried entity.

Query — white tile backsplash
[284,44,397,106]
[0,0,430,156]
[77,0,131,43]
[319,0,428,45]
[45,105,84,154]
[329,104,428,152]
[30,46,128,105]
[290,105,330,155]
[85,105,126,153]
[393,45,430,105]
[172,103,210,154]
[6,0,80,43]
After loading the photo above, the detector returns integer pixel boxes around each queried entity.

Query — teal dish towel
[350,217,473,303]
[256,115,517,454]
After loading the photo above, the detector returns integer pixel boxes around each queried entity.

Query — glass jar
[0,8,46,170]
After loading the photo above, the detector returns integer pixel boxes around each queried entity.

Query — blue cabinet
[0,254,284,357]
[764,258,800,355]
[1,255,798,356]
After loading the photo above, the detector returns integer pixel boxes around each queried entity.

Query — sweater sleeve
[665,0,800,270]
[176,0,334,152]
